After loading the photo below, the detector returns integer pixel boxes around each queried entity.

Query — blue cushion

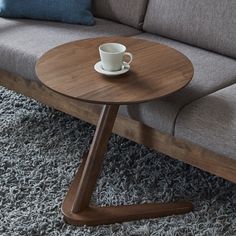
[0,0,95,25]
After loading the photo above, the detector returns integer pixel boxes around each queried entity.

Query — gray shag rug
[0,86,236,236]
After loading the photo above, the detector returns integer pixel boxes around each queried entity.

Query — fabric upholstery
[0,17,140,80]
[175,84,236,160]
[0,0,94,25]
[93,0,148,29]
[119,34,236,134]
[143,0,236,59]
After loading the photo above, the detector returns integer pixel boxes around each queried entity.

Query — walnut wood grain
[62,153,193,226]
[35,37,195,225]
[36,37,194,105]
[72,104,119,212]
[60,101,192,225]
[1,32,235,225]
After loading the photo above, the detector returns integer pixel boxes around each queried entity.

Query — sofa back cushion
[93,0,148,29]
[143,0,236,58]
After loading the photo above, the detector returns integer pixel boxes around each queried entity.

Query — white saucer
[94,61,130,76]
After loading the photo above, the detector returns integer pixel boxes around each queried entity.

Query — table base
[62,105,193,226]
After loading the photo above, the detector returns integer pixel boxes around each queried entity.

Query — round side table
[36,37,194,226]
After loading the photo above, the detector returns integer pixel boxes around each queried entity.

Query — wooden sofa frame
[1,68,236,184]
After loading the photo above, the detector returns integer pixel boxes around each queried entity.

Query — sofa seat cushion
[175,84,236,160]
[143,0,236,59]
[119,33,236,134]
[0,17,140,80]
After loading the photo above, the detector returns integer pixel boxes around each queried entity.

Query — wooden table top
[36,37,194,105]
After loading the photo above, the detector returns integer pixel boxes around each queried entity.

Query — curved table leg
[62,104,193,226]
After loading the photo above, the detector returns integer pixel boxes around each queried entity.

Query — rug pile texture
[0,86,236,236]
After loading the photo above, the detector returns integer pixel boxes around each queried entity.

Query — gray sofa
[1,0,236,182]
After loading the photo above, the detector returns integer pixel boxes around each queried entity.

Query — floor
[0,86,236,236]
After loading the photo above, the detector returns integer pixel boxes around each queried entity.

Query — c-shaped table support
[62,104,193,226]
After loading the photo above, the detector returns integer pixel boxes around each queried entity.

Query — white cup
[99,43,133,71]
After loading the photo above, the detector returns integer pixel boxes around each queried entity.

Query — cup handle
[124,52,133,65]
